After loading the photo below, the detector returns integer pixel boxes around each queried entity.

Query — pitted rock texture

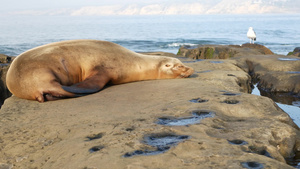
[0,56,298,169]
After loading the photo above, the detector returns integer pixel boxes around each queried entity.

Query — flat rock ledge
[0,53,299,168]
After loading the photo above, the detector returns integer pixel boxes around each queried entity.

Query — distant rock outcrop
[177,43,273,59]
[288,47,300,57]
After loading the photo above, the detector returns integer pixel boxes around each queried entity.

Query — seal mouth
[179,74,190,78]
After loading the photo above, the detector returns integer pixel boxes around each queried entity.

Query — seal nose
[185,67,194,77]
[180,66,194,78]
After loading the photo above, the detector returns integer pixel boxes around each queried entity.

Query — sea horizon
[0,14,299,56]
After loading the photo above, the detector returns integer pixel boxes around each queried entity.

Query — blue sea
[0,14,300,56]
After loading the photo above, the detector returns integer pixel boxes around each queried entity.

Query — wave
[0,39,298,56]
[166,42,198,47]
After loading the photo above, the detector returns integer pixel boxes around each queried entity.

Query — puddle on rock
[89,145,104,153]
[157,110,215,126]
[182,59,203,63]
[196,70,212,73]
[123,133,190,158]
[222,92,240,96]
[210,61,224,63]
[278,58,300,61]
[287,71,300,74]
[228,139,248,145]
[241,161,264,169]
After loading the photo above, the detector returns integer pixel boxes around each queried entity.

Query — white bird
[247,27,256,44]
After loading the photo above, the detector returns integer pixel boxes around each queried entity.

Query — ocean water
[0,14,300,56]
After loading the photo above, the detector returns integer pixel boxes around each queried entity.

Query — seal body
[6,40,194,102]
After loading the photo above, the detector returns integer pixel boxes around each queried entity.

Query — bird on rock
[247,27,256,44]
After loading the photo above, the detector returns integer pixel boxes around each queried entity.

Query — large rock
[177,43,273,60]
[0,54,14,107]
[288,47,300,57]
[0,57,298,169]
[0,54,14,64]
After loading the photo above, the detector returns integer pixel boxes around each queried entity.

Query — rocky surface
[0,54,299,168]
[0,54,14,107]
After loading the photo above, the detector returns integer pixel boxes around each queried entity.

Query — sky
[2,0,182,10]
[1,0,299,16]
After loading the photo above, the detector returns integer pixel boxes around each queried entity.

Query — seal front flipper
[62,75,109,94]
[62,85,100,94]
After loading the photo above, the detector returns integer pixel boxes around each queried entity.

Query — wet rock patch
[157,110,215,126]
[86,133,104,141]
[227,74,236,77]
[286,151,300,167]
[246,146,273,159]
[189,98,209,103]
[123,149,162,157]
[222,100,240,104]
[125,127,135,132]
[124,133,190,158]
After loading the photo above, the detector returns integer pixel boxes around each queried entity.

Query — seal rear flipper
[44,93,85,101]
[35,90,76,103]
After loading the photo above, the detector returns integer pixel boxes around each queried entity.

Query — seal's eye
[165,64,171,67]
